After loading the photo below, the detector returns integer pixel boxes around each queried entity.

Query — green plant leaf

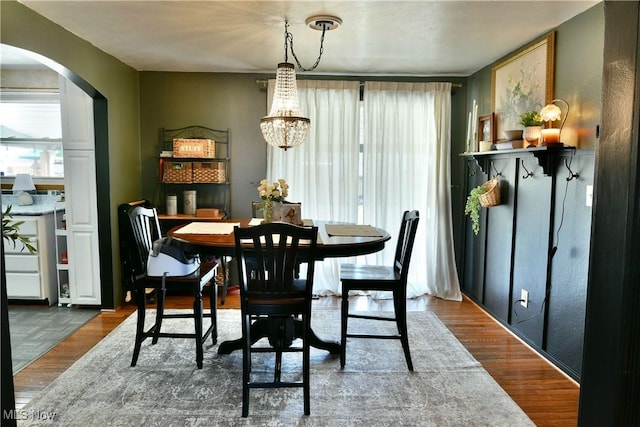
[464,185,488,235]
[2,204,37,254]
[518,111,544,127]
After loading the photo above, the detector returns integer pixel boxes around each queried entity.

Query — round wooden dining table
[167,219,391,354]
[167,219,391,259]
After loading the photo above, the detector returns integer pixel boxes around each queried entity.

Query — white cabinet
[60,76,102,306]
[62,147,101,306]
[5,214,58,305]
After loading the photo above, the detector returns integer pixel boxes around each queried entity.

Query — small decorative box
[173,138,216,158]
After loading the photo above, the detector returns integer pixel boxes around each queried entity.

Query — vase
[261,199,274,223]
[522,126,542,146]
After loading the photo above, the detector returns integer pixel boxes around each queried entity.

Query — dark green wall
[463,3,604,149]
[139,72,269,218]
[458,3,604,379]
[139,74,468,220]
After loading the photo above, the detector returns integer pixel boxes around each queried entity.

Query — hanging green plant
[464,185,489,235]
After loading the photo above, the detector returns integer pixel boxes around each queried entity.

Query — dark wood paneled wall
[461,148,593,380]
[579,1,640,424]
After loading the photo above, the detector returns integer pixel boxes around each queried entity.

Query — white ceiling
[6,1,599,76]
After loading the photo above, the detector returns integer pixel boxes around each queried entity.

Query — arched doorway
[1,44,113,308]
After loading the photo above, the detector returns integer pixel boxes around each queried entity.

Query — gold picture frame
[492,32,555,140]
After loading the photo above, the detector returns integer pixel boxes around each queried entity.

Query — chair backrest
[118,200,153,287]
[251,201,263,218]
[393,210,420,282]
[126,205,162,279]
[234,222,318,313]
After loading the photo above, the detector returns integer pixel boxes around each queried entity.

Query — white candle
[472,100,478,139]
[466,112,472,150]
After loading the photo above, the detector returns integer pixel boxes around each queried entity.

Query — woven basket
[478,179,501,207]
[193,161,225,183]
[173,138,216,159]
[163,161,193,183]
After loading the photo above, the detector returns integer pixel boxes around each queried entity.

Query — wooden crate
[193,161,225,183]
[163,161,193,183]
[173,138,215,158]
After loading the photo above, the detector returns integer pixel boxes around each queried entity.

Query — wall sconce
[12,173,36,206]
[539,98,569,147]
[260,16,342,151]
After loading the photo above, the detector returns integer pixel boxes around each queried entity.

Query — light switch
[586,185,593,207]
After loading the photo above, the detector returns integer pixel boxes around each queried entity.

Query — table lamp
[12,173,36,206]
[539,99,569,146]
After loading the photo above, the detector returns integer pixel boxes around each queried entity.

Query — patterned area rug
[19,309,534,426]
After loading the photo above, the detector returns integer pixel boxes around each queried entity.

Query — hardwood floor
[12,290,579,426]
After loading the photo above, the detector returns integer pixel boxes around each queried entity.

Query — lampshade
[12,173,35,192]
[260,63,310,150]
[12,173,36,206]
[540,103,563,122]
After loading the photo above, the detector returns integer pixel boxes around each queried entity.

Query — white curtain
[266,80,361,295]
[362,82,461,301]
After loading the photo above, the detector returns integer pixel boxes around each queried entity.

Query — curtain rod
[256,79,462,89]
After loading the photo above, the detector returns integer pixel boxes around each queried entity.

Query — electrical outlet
[520,289,529,308]
[586,185,593,207]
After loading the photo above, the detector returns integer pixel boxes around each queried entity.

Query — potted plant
[464,185,489,235]
[519,111,544,145]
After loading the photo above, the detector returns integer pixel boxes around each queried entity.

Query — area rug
[9,306,100,373]
[19,309,534,426]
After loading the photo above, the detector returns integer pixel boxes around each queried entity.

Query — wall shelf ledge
[460,146,579,176]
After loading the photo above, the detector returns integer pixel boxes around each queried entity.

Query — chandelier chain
[283,20,327,72]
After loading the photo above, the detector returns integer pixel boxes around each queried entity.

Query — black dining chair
[251,201,263,218]
[339,210,420,371]
[233,222,319,417]
[124,203,218,369]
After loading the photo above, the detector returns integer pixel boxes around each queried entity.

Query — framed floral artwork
[492,32,555,140]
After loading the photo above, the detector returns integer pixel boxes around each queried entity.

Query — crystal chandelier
[260,16,342,150]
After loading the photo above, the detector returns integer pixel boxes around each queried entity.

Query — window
[0,89,63,177]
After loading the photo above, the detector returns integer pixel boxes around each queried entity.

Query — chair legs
[393,290,413,371]
[340,289,413,371]
[302,316,311,416]
[241,313,311,417]
[131,286,146,367]
[340,290,349,369]
[131,281,217,370]
[209,282,218,345]
[152,286,166,345]
[241,313,252,418]
[193,290,204,369]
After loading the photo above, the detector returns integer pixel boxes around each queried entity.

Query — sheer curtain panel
[267,80,361,295]
[362,82,461,301]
